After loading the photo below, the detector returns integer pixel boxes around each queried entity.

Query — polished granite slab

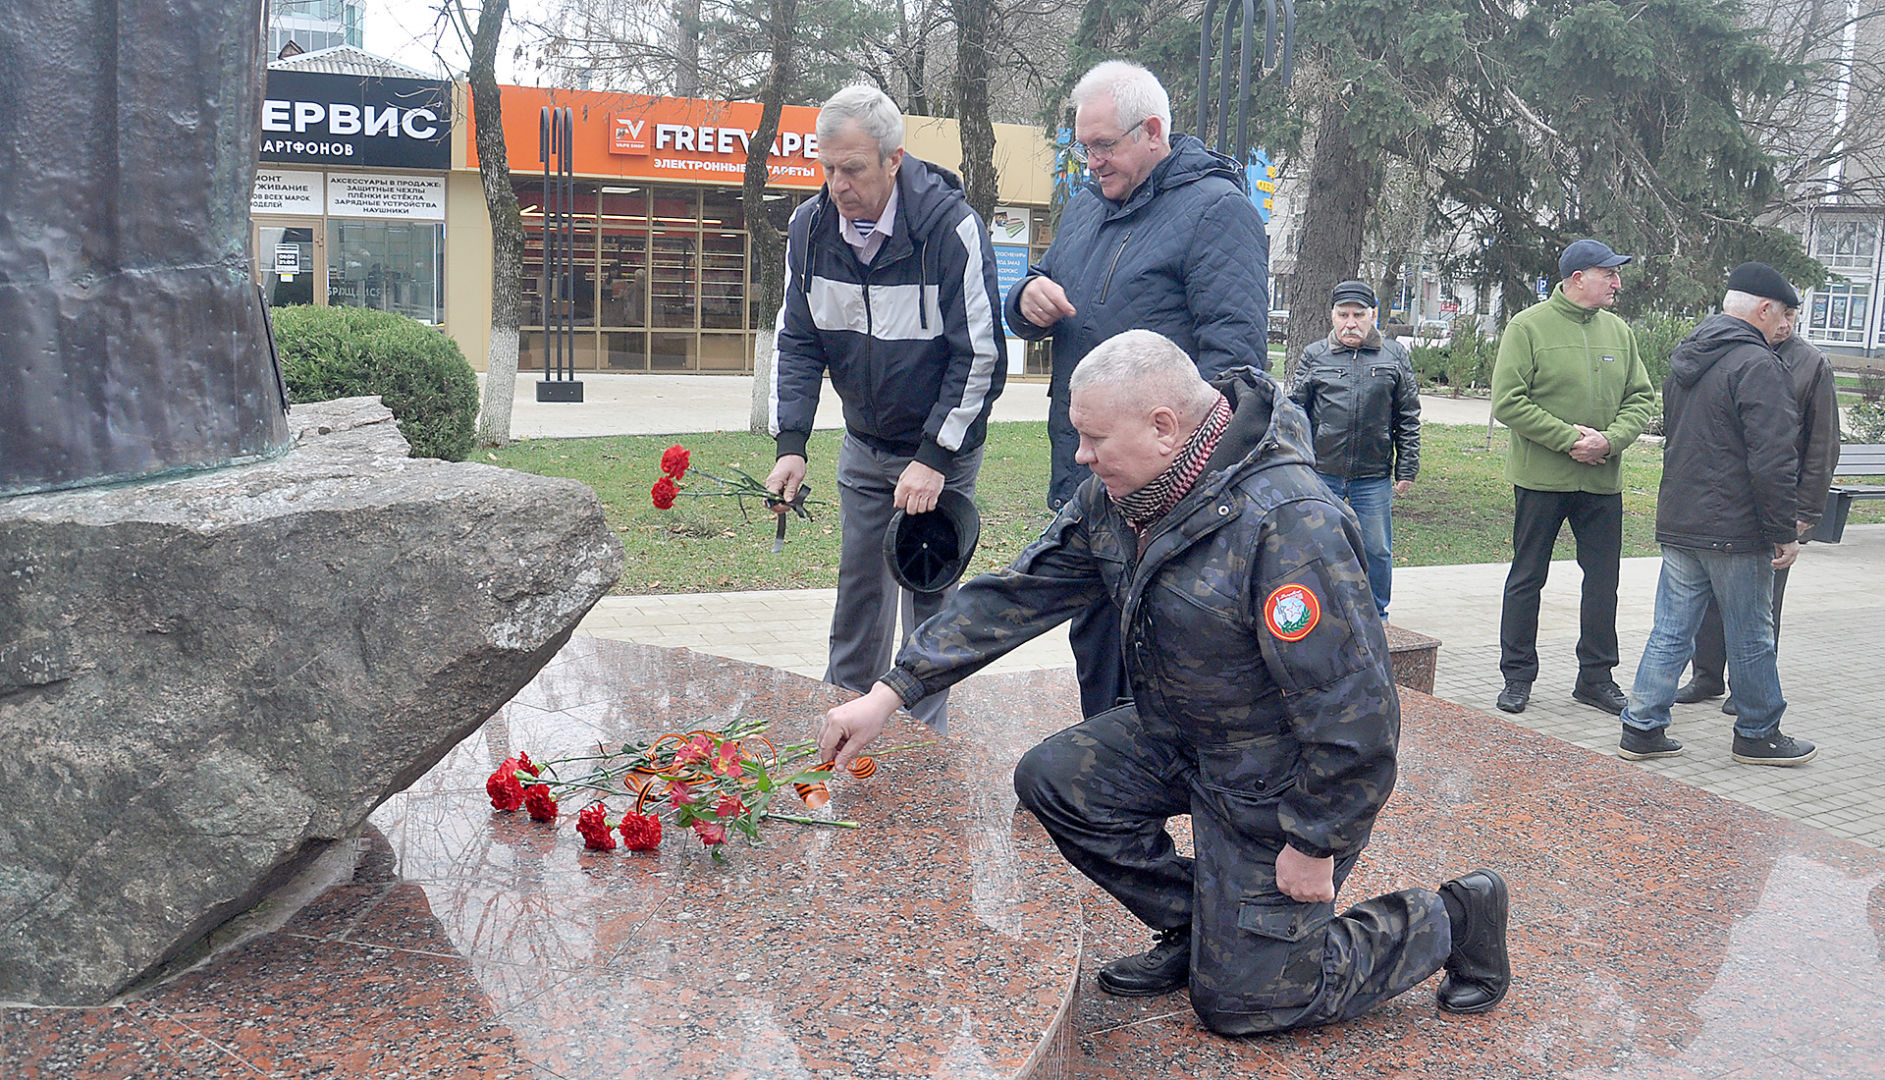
[7,637,1885,1079]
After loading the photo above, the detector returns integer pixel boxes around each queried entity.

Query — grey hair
[1070,330,1218,422]
[1721,289,1770,318]
[1071,60,1172,137]
[817,84,904,160]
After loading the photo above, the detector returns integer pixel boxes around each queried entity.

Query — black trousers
[1070,596,1131,718]
[1012,705,1450,1036]
[1690,565,1791,686]
[1499,486,1623,686]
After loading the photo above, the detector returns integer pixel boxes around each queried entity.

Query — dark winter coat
[1776,335,1841,527]
[770,155,1006,473]
[881,366,1398,861]
[1289,328,1421,481]
[1657,313,1800,552]
[1004,134,1271,507]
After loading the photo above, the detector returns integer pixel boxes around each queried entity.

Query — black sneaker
[1674,678,1725,704]
[1732,732,1817,766]
[1495,680,1531,714]
[1618,726,1685,760]
[1095,926,1190,997]
[1722,696,1740,717]
[1436,868,1510,1014]
[1572,681,1628,715]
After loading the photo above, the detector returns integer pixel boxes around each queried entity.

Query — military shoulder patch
[1263,583,1321,642]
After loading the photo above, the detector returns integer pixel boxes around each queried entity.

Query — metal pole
[540,107,554,387]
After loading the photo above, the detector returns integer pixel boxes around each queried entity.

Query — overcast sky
[359,0,550,83]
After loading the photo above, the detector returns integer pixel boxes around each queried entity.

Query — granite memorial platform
[8,638,1884,1079]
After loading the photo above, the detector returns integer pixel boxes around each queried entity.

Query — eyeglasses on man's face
[1069,118,1146,164]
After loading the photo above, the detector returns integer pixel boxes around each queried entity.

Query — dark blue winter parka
[769,155,1007,474]
[881,367,1399,861]
[1006,134,1271,506]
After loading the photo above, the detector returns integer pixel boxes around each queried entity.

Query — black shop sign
[260,70,452,170]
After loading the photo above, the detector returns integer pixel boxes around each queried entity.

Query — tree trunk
[466,0,525,448]
[951,0,999,226]
[1284,100,1376,382]
[746,0,799,434]
[672,0,701,98]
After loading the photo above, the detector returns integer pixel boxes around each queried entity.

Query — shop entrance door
[255,219,326,311]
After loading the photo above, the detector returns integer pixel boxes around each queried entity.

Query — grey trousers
[827,434,982,731]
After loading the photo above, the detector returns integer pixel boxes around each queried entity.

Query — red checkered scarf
[1113,393,1233,537]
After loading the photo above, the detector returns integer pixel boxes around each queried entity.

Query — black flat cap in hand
[884,488,982,595]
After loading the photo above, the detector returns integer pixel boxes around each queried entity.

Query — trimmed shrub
[273,305,479,461]
[1629,311,1696,392]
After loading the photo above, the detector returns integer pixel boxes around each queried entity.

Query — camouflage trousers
[1012,704,1452,1036]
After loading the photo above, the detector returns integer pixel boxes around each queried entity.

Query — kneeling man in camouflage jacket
[819,329,1511,1035]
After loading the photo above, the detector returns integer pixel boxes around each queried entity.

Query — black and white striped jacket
[770,156,1006,472]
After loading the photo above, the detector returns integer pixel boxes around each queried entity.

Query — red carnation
[576,803,617,851]
[516,751,541,777]
[651,476,679,510]
[486,757,526,812]
[692,819,727,846]
[673,734,713,766]
[660,444,691,480]
[619,812,663,851]
[524,783,559,822]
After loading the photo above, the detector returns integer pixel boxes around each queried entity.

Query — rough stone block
[0,398,623,1004]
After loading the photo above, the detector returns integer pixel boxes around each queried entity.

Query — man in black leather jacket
[818,330,1510,1037]
[1289,280,1421,617]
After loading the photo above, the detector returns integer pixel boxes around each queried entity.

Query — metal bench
[1810,443,1885,543]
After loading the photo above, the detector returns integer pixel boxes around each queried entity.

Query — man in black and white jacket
[767,83,1006,731]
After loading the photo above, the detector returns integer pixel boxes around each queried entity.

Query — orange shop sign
[471,86,827,190]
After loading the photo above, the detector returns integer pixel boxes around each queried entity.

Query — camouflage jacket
[881,366,1401,859]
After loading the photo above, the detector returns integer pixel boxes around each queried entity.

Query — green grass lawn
[490,422,1871,595]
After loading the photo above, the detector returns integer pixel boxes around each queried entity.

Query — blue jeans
[1620,545,1786,739]
[1317,474,1393,617]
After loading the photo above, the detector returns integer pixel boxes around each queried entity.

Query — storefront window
[506,179,817,372]
[599,186,649,330]
[326,220,444,324]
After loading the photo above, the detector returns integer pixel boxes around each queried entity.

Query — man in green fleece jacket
[1490,239,1657,716]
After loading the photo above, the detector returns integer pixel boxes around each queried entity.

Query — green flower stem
[762,812,860,829]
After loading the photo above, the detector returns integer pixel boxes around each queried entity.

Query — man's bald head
[1067,331,1222,499]
[1069,329,1220,425]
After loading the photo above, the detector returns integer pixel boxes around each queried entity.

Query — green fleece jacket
[1491,285,1656,494]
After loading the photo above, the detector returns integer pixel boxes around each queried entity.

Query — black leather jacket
[1288,329,1420,481]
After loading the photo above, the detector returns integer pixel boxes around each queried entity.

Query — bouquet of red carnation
[484,717,884,862]
[646,443,821,547]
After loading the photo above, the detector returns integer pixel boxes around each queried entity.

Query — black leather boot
[1095,926,1191,997]
[1437,869,1510,1014]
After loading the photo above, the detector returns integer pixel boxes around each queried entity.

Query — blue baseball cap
[1558,239,1632,279]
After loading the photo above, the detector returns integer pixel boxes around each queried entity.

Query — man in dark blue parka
[1007,60,1271,718]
